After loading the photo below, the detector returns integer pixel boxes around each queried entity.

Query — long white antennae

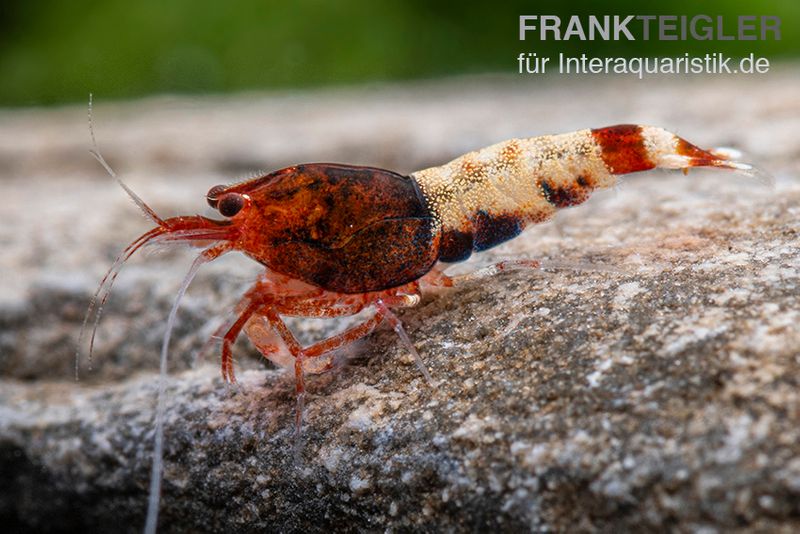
[88,94,166,226]
[144,244,228,534]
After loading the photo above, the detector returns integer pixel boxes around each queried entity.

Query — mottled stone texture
[1,71,799,532]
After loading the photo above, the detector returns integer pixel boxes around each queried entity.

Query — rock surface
[1,70,799,532]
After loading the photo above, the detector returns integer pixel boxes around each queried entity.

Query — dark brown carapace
[212,163,439,293]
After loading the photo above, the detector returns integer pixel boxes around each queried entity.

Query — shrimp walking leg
[247,309,389,375]
[240,288,423,372]
[219,300,262,383]
[256,308,308,434]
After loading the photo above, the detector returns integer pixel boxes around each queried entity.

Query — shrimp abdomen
[412,124,760,263]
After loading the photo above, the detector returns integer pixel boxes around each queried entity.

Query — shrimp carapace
[208,163,440,294]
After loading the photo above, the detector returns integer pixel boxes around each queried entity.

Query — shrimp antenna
[88,93,166,226]
[144,244,228,534]
[76,96,168,380]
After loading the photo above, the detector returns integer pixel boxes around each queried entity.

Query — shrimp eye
[218,193,244,217]
[206,184,227,208]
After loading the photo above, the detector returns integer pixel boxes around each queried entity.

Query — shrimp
[81,120,764,532]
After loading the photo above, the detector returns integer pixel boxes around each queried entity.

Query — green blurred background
[1,0,796,107]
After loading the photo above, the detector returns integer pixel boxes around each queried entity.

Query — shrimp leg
[246,308,389,375]
[219,300,262,384]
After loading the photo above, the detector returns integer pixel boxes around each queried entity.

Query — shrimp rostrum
[85,124,764,426]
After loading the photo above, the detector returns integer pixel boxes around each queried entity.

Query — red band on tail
[591,124,655,175]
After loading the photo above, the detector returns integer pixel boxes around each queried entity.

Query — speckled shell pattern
[410,124,679,263]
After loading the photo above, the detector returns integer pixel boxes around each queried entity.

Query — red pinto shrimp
[80,118,765,532]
